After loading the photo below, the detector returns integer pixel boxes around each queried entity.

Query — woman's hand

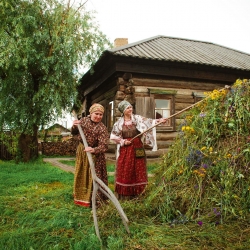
[84,147,95,153]
[73,120,81,126]
[157,118,168,124]
[124,139,132,146]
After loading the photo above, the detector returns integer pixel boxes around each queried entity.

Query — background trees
[0,0,111,161]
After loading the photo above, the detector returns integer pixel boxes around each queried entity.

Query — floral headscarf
[89,103,104,114]
[118,100,131,114]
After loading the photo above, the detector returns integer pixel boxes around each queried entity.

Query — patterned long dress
[116,123,147,197]
[110,114,157,199]
[71,116,109,207]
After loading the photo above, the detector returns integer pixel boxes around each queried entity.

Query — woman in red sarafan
[71,103,109,207]
[110,100,167,200]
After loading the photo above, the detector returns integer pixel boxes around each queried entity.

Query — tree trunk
[18,126,38,162]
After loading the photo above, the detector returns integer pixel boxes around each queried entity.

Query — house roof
[45,123,70,132]
[106,35,250,71]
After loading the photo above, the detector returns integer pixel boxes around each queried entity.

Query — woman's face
[124,105,133,116]
[90,111,103,123]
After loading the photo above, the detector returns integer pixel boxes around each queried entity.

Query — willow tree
[0,0,111,161]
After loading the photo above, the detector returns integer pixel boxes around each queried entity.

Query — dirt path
[43,157,76,173]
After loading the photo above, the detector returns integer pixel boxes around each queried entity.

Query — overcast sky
[85,0,250,54]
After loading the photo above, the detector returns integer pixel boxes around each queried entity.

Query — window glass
[155,99,170,119]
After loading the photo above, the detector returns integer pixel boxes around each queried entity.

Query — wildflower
[186,149,203,166]
[237,173,244,179]
[201,146,207,151]
[202,164,209,169]
[234,79,243,87]
[185,115,193,122]
[193,167,206,177]
[197,221,203,226]
[177,166,184,175]
[204,89,227,100]
[213,208,221,216]
[199,112,206,118]
[181,126,186,131]
[181,126,195,133]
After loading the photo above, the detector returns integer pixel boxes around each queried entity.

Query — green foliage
[0,0,111,135]
[0,132,19,157]
[147,79,250,223]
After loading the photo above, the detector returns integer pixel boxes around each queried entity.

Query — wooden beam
[115,61,247,82]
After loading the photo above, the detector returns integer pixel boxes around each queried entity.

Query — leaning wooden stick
[131,85,231,142]
[73,113,130,241]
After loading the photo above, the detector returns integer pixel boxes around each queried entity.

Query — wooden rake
[131,85,231,142]
[74,115,130,241]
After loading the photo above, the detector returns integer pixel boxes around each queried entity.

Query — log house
[77,36,250,156]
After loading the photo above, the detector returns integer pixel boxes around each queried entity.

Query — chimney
[114,38,128,48]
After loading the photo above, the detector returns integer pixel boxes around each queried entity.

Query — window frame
[150,93,175,131]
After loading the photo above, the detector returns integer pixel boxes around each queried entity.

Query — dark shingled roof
[107,35,250,71]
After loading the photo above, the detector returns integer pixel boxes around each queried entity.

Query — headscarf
[89,103,104,114]
[118,100,131,114]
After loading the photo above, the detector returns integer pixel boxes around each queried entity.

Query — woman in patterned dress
[110,100,167,200]
[71,103,109,207]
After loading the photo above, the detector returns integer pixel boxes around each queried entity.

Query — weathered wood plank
[175,96,194,103]
[133,79,225,91]
[156,132,178,140]
[135,97,154,118]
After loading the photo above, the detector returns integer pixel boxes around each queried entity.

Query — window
[136,92,175,129]
[155,99,171,119]
[150,89,176,129]
[155,98,172,126]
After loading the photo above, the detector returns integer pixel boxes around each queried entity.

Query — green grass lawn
[1,158,249,249]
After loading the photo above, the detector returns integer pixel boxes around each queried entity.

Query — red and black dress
[115,122,148,198]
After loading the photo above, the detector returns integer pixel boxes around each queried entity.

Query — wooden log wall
[132,78,225,127]
[112,77,225,151]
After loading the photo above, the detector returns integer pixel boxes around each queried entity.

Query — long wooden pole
[73,113,130,241]
[131,85,231,142]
